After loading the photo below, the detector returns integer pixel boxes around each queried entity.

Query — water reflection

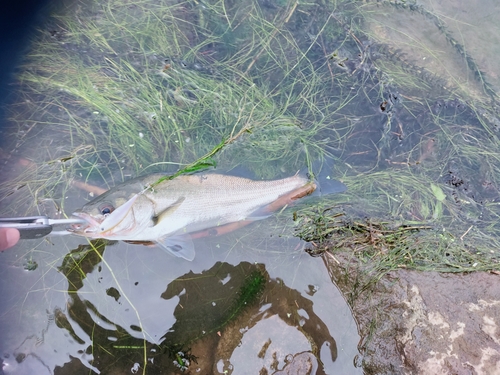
[0,229,360,374]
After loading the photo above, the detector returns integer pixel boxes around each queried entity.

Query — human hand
[0,228,20,250]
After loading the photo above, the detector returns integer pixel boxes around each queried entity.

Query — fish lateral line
[190,182,318,240]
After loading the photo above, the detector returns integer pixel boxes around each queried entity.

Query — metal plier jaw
[0,216,87,239]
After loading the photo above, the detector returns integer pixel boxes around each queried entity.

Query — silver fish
[70,172,345,260]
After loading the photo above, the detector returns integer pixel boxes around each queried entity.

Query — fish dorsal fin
[153,197,185,226]
[156,234,195,261]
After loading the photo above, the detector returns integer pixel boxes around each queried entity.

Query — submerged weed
[1,1,500,375]
[296,205,500,274]
[1,0,499,305]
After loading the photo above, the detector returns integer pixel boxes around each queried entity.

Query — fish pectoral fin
[153,197,185,226]
[156,234,195,261]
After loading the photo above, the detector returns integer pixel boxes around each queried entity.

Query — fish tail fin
[307,157,347,196]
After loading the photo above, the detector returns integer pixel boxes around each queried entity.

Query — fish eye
[98,203,115,216]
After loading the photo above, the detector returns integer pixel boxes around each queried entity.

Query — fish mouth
[68,212,102,236]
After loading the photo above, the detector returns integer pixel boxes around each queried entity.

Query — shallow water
[0,216,361,374]
[1,0,500,373]
[0,0,365,371]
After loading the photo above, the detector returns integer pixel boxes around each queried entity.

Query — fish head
[70,188,155,240]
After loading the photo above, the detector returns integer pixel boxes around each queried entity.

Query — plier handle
[0,216,87,239]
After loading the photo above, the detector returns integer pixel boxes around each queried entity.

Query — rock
[353,269,500,374]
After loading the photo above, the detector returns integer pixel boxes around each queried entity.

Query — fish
[70,171,346,261]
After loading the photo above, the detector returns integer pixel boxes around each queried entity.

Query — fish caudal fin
[156,234,196,261]
[316,176,347,195]
[309,158,347,196]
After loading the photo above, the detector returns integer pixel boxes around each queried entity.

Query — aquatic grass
[295,161,500,273]
[2,0,498,273]
[2,1,500,374]
[296,205,500,275]
[357,0,498,107]
[0,0,344,221]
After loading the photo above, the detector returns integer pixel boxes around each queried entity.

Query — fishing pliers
[0,216,87,239]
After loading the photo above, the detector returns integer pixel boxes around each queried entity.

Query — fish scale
[70,171,345,260]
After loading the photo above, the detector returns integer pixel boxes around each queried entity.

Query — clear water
[1,0,500,373]
[0,218,360,374]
